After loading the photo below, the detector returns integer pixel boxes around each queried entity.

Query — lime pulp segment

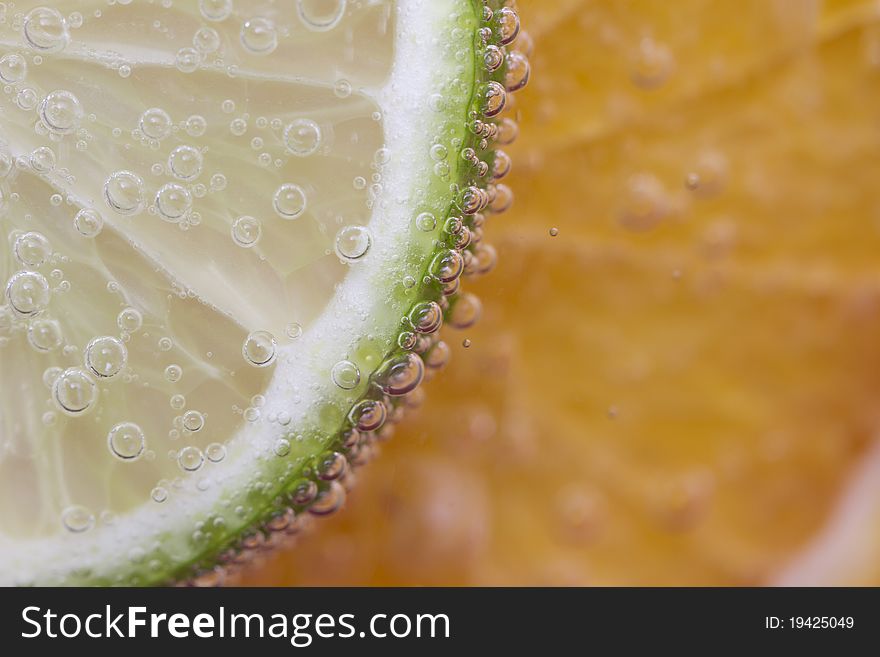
[0,0,527,585]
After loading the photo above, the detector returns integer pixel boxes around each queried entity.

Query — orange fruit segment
[243,0,880,586]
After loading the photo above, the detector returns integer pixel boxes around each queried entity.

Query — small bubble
[108,422,145,461]
[175,47,201,73]
[85,335,127,378]
[193,26,221,53]
[244,407,260,422]
[182,410,205,432]
[550,227,559,237]
[167,145,203,181]
[273,183,307,219]
[104,170,145,215]
[331,360,360,390]
[200,0,233,21]
[164,364,182,382]
[297,0,347,31]
[61,505,94,533]
[283,118,322,157]
[206,442,226,462]
[53,367,97,414]
[349,399,386,432]
[334,225,371,262]
[415,212,437,231]
[43,366,63,388]
[139,107,172,140]
[117,307,142,333]
[241,17,278,54]
[231,216,261,247]
[5,271,50,316]
[39,89,82,134]
[631,37,675,90]
[285,322,303,340]
[170,394,186,410]
[30,146,55,173]
[0,53,28,83]
[185,115,207,137]
[178,446,204,472]
[209,173,227,191]
[24,7,69,53]
[229,117,247,136]
[158,336,173,352]
[243,330,277,367]
[14,231,51,267]
[333,78,352,98]
[155,183,192,221]
[27,318,62,351]
[463,338,472,348]
[151,486,168,503]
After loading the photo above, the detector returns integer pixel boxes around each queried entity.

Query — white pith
[0,0,475,585]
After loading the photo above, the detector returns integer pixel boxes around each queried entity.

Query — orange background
[242,0,880,586]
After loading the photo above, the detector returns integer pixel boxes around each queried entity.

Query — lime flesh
[0,0,524,585]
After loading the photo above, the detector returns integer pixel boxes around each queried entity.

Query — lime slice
[0,0,527,585]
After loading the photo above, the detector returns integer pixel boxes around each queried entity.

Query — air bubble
[139,107,172,140]
[334,225,371,262]
[331,360,360,390]
[155,183,192,222]
[53,367,97,414]
[504,51,531,92]
[167,145,203,181]
[85,335,127,378]
[415,212,437,231]
[151,486,168,503]
[273,183,307,219]
[243,330,277,367]
[297,0,347,31]
[16,88,39,111]
[241,17,278,54]
[158,337,173,352]
[104,170,145,215]
[0,53,28,83]
[200,0,232,21]
[182,410,205,432]
[164,364,182,382]
[108,422,145,461]
[482,81,507,118]
[333,79,352,98]
[349,399,386,432]
[185,115,207,137]
[61,505,94,532]
[283,119,322,157]
[14,231,51,267]
[5,271,50,317]
[30,146,55,173]
[285,322,303,340]
[495,7,521,45]
[231,216,261,247]
[430,250,464,283]
[39,90,82,134]
[27,318,62,351]
[376,352,424,396]
[484,45,503,71]
[409,300,443,334]
[448,292,482,329]
[70,207,102,237]
[273,438,291,457]
[175,47,201,73]
[24,7,69,53]
[178,446,204,472]
[206,443,226,462]
[170,394,186,410]
[229,117,247,136]
[194,27,221,53]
